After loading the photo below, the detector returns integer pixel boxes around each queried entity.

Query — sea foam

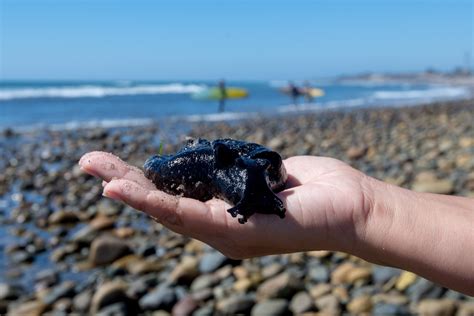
[0,83,206,100]
[371,87,470,100]
[184,112,256,122]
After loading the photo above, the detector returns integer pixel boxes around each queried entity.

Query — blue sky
[0,0,472,80]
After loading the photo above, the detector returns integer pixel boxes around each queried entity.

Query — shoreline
[1,98,473,314]
[2,95,473,136]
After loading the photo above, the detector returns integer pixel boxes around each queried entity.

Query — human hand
[79,152,373,259]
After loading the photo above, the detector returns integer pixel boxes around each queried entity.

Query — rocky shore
[1,100,473,315]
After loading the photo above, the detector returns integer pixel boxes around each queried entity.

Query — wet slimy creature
[144,138,287,224]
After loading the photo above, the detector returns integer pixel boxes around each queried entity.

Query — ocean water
[0,80,471,130]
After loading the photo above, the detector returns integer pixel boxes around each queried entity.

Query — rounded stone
[412,179,454,194]
[114,227,135,239]
[90,281,136,314]
[331,262,354,284]
[289,291,313,314]
[190,274,219,292]
[347,295,373,314]
[309,283,332,299]
[89,235,131,266]
[171,296,199,316]
[48,210,80,225]
[395,271,417,291]
[199,251,229,273]
[251,299,289,316]
[373,303,410,315]
[256,272,301,300]
[139,286,177,311]
[417,299,456,316]
[308,265,330,283]
[216,294,255,315]
[7,300,47,316]
[169,256,199,284]
[315,294,340,313]
[72,289,93,312]
[89,215,115,231]
[346,266,372,284]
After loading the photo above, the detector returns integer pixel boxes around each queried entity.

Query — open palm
[79,152,371,258]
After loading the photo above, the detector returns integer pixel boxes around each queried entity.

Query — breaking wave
[0,83,206,100]
[371,87,470,100]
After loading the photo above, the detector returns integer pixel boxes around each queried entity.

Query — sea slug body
[144,138,287,224]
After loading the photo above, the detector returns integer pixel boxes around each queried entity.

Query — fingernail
[103,190,122,202]
[80,165,100,178]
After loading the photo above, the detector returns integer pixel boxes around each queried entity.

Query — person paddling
[218,79,227,113]
[288,81,301,107]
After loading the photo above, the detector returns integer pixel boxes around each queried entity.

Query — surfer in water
[218,79,227,113]
[288,81,301,107]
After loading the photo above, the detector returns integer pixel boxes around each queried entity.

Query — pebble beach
[1,99,474,315]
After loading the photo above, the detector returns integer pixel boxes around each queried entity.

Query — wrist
[352,175,403,265]
[328,173,383,256]
[353,177,474,295]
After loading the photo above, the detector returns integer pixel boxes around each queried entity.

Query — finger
[79,151,155,190]
[103,179,224,236]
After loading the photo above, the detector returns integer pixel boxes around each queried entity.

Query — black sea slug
[144,138,287,224]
